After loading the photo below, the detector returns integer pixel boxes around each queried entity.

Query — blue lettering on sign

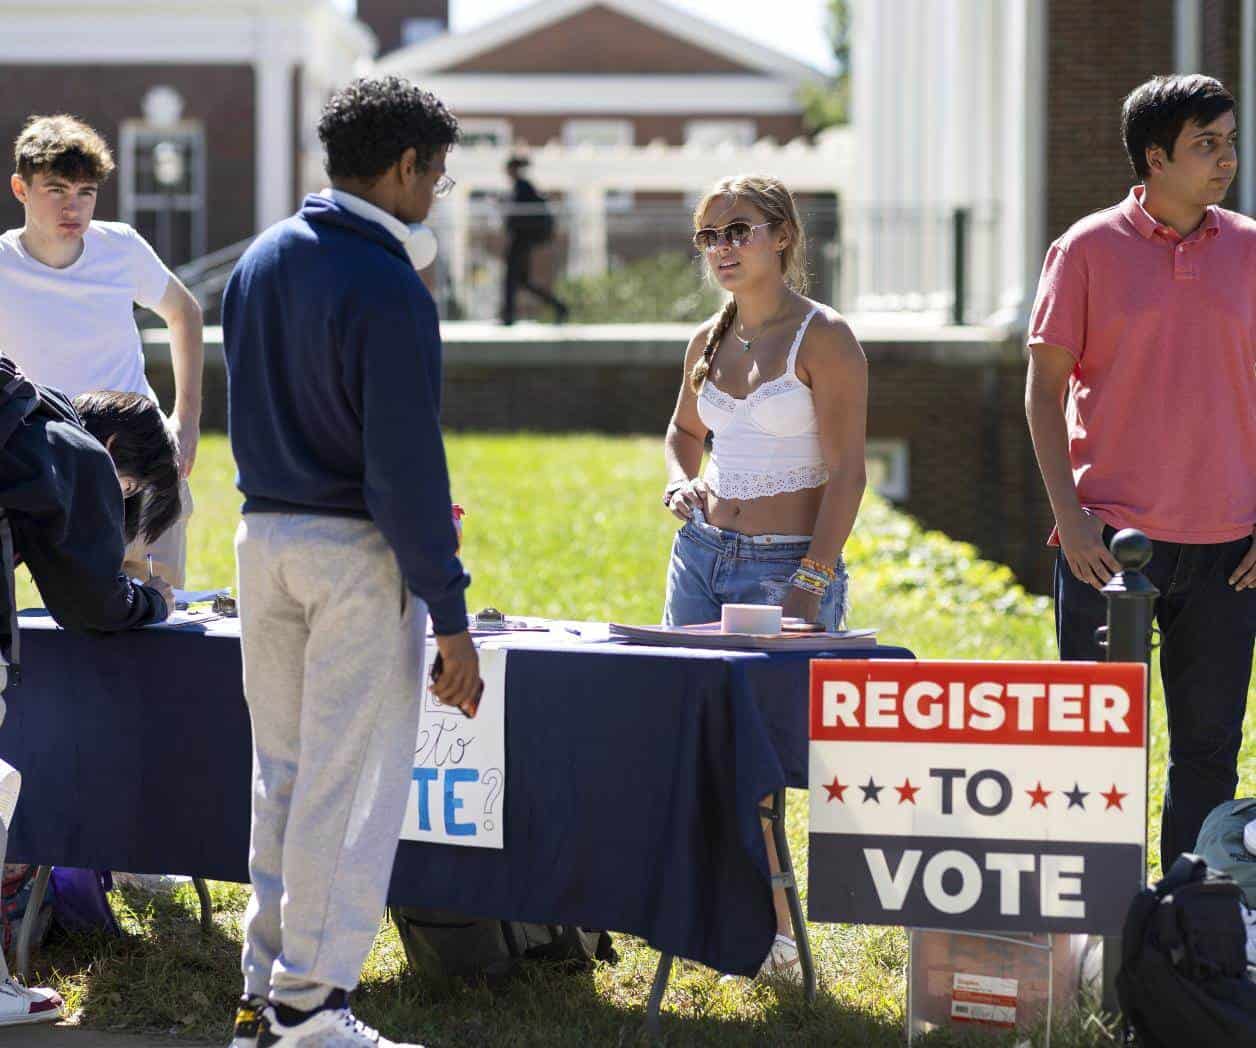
[444,768,479,836]
[412,767,438,831]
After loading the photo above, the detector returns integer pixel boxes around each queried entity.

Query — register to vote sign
[399,645,507,850]
[807,660,1148,935]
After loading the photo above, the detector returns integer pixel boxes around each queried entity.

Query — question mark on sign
[481,768,503,831]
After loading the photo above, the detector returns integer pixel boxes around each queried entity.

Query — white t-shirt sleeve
[123,226,174,309]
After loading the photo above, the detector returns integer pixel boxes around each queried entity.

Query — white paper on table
[0,758,21,833]
[399,645,507,849]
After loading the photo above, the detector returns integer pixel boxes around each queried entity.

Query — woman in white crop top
[661,175,868,979]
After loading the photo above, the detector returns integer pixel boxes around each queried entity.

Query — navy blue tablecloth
[0,614,911,975]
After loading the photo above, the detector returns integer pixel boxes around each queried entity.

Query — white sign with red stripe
[807,660,1148,934]
[952,973,1018,1027]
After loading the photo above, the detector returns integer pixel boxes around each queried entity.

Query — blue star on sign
[1064,783,1088,810]
[860,777,883,804]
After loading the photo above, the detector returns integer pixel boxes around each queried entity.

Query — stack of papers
[607,623,879,651]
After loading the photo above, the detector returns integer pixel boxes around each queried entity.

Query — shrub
[546,251,724,324]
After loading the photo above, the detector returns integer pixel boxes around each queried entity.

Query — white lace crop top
[695,306,829,501]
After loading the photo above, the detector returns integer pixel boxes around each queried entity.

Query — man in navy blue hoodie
[222,77,478,1048]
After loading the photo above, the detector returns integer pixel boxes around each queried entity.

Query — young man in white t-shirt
[0,114,202,585]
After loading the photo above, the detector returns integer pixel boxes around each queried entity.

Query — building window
[458,119,513,148]
[401,17,444,47]
[118,87,207,266]
[562,120,633,149]
[865,439,910,501]
[684,120,756,149]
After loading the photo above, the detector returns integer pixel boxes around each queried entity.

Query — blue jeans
[1055,528,1256,874]
[663,508,849,628]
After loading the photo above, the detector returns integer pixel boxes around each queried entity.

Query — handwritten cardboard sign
[808,660,1148,934]
[399,644,507,849]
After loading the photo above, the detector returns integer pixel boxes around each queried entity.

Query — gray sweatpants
[235,514,425,1008]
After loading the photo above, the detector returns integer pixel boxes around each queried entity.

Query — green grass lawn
[19,433,1255,1046]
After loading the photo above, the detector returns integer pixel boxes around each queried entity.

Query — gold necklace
[733,300,793,353]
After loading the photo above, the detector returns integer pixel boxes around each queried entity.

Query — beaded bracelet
[790,568,829,596]
[794,563,831,586]
[800,556,836,581]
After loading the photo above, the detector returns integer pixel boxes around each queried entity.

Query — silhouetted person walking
[501,156,567,325]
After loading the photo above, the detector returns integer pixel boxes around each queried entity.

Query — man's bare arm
[1025,343,1119,589]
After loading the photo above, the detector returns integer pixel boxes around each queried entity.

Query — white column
[445,185,472,313]
[938,0,971,316]
[969,0,998,320]
[254,17,296,232]
[850,0,884,311]
[991,0,1047,327]
[1175,0,1203,72]
[571,186,608,277]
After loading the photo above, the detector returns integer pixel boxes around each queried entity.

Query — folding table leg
[643,789,815,1035]
[644,952,673,1037]
[193,877,214,934]
[761,789,817,1002]
[15,864,52,983]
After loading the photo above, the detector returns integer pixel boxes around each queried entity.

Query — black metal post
[1098,528,1158,1017]
[951,207,970,327]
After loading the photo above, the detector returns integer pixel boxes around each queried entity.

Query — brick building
[1044,0,1247,241]
[372,0,817,151]
[0,0,372,267]
[366,0,830,321]
[844,0,1254,591]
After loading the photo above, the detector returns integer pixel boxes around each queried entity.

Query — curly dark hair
[317,76,460,181]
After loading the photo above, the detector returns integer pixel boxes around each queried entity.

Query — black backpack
[390,906,616,989]
[1117,853,1256,1047]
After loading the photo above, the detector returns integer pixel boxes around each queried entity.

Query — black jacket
[506,177,554,243]
[0,358,167,675]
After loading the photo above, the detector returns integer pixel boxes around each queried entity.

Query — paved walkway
[0,1026,212,1046]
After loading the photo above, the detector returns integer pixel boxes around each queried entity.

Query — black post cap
[1110,528,1153,572]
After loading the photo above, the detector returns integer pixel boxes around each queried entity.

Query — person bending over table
[0,357,173,1026]
[661,174,868,982]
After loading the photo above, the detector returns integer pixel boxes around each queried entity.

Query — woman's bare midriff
[703,484,824,536]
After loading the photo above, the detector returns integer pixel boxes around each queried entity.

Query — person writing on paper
[661,174,868,981]
[0,366,175,633]
[0,359,172,1026]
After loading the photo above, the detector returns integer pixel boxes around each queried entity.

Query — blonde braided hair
[688,174,809,393]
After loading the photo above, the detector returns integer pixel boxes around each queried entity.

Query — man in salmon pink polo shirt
[1026,74,1256,874]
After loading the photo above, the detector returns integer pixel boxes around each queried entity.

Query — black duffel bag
[1117,853,1256,1047]
[390,906,616,988]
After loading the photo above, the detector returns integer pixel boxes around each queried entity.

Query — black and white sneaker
[258,1004,423,1047]
[229,994,267,1047]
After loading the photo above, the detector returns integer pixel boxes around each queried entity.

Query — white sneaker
[756,933,803,985]
[0,975,63,1025]
[258,1005,423,1047]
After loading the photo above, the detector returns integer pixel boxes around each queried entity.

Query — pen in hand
[146,553,154,581]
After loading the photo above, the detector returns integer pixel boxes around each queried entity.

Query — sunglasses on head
[692,221,773,252]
